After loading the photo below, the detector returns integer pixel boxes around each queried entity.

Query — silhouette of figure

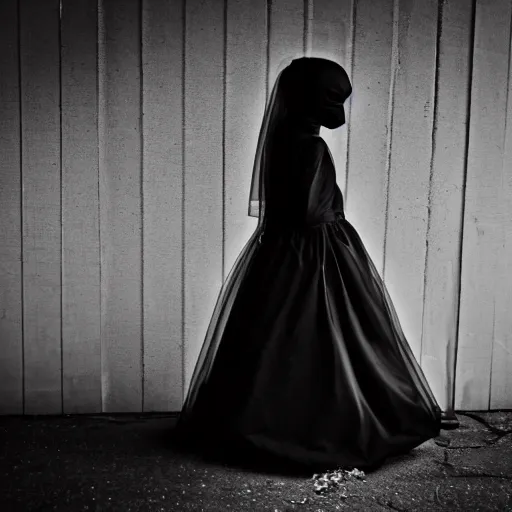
[175,57,441,472]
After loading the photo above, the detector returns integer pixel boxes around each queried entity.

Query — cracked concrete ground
[0,412,511,511]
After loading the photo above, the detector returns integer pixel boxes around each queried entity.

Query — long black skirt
[175,216,441,472]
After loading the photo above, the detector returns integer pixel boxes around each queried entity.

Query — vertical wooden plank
[61,0,101,414]
[491,28,512,409]
[0,0,23,414]
[99,0,143,412]
[268,0,304,88]
[184,0,224,396]
[383,0,438,362]
[224,0,265,276]
[343,0,394,273]
[141,0,183,411]
[20,0,62,415]
[310,0,353,201]
[455,0,512,410]
[420,0,473,411]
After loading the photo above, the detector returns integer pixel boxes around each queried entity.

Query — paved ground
[0,411,511,511]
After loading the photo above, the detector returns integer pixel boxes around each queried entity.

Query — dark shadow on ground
[1,412,511,511]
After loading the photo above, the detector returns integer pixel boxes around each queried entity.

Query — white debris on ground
[312,468,366,495]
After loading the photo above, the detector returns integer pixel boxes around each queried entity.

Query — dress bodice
[263,135,345,228]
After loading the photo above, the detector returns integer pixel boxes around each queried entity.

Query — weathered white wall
[1,0,511,415]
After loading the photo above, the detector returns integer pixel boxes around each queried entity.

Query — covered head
[248,57,352,218]
[280,57,352,129]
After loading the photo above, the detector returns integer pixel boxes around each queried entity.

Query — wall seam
[453,0,477,412]
[266,0,271,102]
[303,0,313,56]
[18,0,25,416]
[97,0,105,413]
[344,0,357,209]
[488,2,512,410]
[139,0,145,413]
[382,0,400,282]
[222,0,227,283]
[181,0,186,407]
[420,0,443,368]
[59,0,64,414]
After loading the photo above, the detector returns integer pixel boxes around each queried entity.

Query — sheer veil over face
[248,57,352,220]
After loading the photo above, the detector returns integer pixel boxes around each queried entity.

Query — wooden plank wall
[224,1,265,277]
[20,0,62,414]
[183,0,225,398]
[422,0,473,412]
[61,0,101,413]
[0,0,23,414]
[0,0,511,415]
[455,0,512,410]
[141,0,184,413]
[99,0,143,412]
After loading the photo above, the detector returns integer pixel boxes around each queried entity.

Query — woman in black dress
[175,57,442,472]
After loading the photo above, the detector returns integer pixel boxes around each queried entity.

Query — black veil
[248,68,288,223]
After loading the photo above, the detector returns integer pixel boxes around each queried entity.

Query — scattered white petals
[311,468,366,494]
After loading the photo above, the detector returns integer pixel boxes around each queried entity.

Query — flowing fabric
[175,57,441,472]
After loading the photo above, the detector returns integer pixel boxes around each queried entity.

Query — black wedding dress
[175,58,441,472]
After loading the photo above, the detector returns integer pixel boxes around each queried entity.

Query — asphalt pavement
[1,411,511,511]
